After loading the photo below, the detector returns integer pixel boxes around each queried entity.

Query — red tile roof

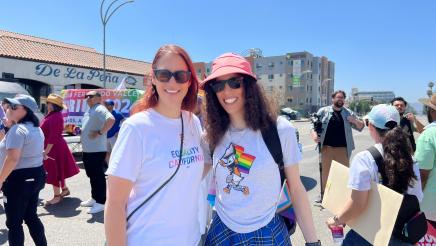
[0,30,150,76]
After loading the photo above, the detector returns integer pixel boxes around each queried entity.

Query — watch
[97,130,103,135]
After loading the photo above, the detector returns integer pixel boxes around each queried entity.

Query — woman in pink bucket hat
[201,53,320,245]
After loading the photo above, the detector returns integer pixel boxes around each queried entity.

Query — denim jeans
[2,166,47,246]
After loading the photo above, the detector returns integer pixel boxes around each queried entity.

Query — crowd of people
[0,44,434,246]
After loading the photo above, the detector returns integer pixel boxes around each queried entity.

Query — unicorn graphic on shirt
[218,144,255,195]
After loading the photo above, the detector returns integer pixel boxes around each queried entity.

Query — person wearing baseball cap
[201,53,320,245]
[41,94,79,206]
[327,104,423,244]
[103,99,124,164]
[0,94,48,245]
[415,94,436,226]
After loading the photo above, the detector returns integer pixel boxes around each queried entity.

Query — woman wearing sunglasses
[105,44,204,246]
[0,94,47,245]
[201,53,320,245]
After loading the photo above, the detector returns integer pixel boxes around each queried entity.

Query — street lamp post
[100,0,134,88]
[428,81,434,97]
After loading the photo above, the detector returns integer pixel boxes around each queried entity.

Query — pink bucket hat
[200,53,257,89]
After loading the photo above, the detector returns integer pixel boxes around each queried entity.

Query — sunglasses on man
[153,69,191,84]
[210,77,243,93]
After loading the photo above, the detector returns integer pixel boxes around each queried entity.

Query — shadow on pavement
[87,212,104,224]
[0,229,7,245]
[41,197,82,218]
[300,176,317,192]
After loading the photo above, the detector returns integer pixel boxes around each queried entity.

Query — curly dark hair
[375,126,417,193]
[204,75,276,149]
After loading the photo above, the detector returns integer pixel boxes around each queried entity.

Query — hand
[0,129,5,141]
[347,115,357,124]
[43,151,48,160]
[404,113,416,123]
[326,216,345,228]
[88,131,99,140]
[311,131,320,143]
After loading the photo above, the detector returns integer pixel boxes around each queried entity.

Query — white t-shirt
[348,143,423,201]
[202,117,302,233]
[106,109,204,246]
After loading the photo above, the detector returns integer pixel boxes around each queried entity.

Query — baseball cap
[85,90,101,97]
[4,94,39,113]
[366,104,400,130]
[201,53,256,89]
[104,99,115,106]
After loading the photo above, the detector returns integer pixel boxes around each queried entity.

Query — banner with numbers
[60,89,144,127]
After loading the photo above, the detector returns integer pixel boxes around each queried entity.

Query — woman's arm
[326,189,369,226]
[285,164,318,243]
[0,148,21,187]
[104,175,134,246]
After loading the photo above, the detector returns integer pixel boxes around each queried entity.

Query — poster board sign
[61,89,144,127]
[322,161,403,246]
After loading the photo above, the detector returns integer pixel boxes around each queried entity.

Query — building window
[256,63,262,69]
[288,73,293,78]
[268,62,274,68]
[279,73,283,77]
[288,60,293,66]
[206,68,210,73]
[288,85,293,91]
[280,61,283,65]
[279,86,283,89]
[268,74,274,80]
[310,98,312,103]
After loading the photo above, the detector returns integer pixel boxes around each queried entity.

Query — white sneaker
[87,203,105,214]
[80,198,96,207]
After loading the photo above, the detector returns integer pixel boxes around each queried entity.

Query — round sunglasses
[153,69,191,84]
[210,77,243,93]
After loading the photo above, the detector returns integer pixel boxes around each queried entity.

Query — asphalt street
[0,116,427,245]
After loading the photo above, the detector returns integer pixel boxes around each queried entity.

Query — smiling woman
[105,44,205,246]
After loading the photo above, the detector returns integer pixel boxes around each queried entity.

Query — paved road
[0,116,426,245]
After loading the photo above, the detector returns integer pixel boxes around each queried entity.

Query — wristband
[305,240,321,246]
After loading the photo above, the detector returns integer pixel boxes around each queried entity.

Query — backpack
[261,121,297,236]
[367,146,428,244]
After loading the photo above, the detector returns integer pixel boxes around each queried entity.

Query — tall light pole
[428,81,434,97]
[100,0,134,88]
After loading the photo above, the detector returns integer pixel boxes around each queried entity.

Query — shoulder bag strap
[261,121,285,183]
[367,146,388,186]
[126,114,184,221]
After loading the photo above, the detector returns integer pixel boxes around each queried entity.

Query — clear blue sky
[1,0,435,104]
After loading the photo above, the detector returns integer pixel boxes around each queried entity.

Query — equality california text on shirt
[202,117,302,233]
[0,123,44,170]
[106,109,204,246]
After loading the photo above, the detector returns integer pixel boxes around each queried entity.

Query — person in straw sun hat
[415,93,436,226]
[41,93,79,205]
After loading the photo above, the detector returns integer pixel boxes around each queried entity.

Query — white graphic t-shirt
[106,109,204,246]
[203,117,302,233]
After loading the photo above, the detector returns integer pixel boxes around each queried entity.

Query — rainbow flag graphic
[233,144,255,174]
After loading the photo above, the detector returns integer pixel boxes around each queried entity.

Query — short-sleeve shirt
[415,122,436,221]
[81,104,114,152]
[202,117,302,233]
[106,109,204,246]
[107,110,124,138]
[348,143,423,202]
[0,123,44,170]
[323,109,347,147]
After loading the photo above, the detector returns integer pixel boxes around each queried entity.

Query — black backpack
[367,146,427,244]
[261,121,297,235]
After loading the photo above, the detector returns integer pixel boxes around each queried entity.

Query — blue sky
[1,0,435,104]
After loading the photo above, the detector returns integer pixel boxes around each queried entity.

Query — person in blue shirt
[104,99,125,163]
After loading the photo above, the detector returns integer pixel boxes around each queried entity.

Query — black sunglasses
[210,77,243,93]
[153,69,191,84]
[365,119,369,127]
[85,95,95,99]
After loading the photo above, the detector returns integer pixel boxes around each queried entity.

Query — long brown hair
[204,75,276,149]
[375,126,417,193]
[131,44,198,114]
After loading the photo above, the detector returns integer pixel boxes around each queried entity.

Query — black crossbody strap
[126,114,184,222]
[367,146,388,186]
[261,122,285,183]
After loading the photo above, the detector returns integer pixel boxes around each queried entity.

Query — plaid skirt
[205,212,292,246]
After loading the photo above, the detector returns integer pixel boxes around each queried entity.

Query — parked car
[280,107,301,120]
